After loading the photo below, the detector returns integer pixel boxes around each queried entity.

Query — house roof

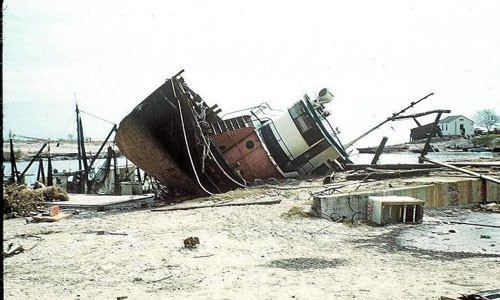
[438,115,474,124]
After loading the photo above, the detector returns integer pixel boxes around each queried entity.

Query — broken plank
[151,199,281,212]
[3,244,25,257]
[345,169,430,181]
[346,164,441,170]
[347,161,500,171]
[32,213,72,223]
[420,157,500,185]
[365,167,441,173]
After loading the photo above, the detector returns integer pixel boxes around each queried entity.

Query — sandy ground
[3,184,499,300]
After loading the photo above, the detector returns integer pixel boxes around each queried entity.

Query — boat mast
[75,100,89,193]
[76,102,82,172]
[9,131,20,183]
[344,92,434,148]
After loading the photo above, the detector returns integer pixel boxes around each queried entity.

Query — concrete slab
[313,176,500,222]
[52,194,155,210]
[313,185,434,222]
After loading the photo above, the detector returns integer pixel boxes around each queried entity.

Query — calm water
[3,157,130,186]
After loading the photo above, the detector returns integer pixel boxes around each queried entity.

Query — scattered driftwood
[345,164,442,171]
[151,199,281,212]
[149,275,173,283]
[3,243,25,257]
[441,289,500,300]
[448,221,500,229]
[184,237,200,249]
[194,254,215,258]
[346,169,430,181]
[31,213,72,223]
[346,161,500,171]
[84,230,128,236]
[371,136,389,164]
[3,184,69,219]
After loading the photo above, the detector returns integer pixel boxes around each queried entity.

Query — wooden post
[76,104,82,172]
[371,136,388,165]
[420,112,442,159]
[112,148,121,195]
[37,158,45,183]
[47,155,53,186]
[136,167,142,183]
[9,136,20,183]
[20,142,48,180]
[87,124,117,172]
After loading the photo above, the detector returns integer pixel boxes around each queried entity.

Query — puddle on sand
[268,257,347,271]
[396,212,500,256]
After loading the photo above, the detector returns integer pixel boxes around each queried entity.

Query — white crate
[367,196,425,225]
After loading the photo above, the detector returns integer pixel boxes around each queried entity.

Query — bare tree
[473,109,499,133]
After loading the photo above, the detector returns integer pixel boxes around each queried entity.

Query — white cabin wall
[271,112,309,157]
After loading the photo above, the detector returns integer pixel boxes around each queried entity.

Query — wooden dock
[52,194,155,210]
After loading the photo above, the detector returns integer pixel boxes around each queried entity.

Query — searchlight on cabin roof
[316,88,334,105]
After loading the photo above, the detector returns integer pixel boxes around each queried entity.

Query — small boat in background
[115,71,350,197]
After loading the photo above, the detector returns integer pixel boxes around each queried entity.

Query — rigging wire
[79,109,117,125]
[58,110,77,141]
[10,133,50,142]
[172,79,214,196]
[207,151,248,188]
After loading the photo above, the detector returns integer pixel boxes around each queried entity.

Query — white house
[438,115,474,137]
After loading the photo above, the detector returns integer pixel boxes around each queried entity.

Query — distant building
[410,123,442,141]
[438,115,474,137]
[410,115,474,141]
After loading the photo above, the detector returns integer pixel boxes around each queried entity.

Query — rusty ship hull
[115,75,243,196]
[116,72,350,197]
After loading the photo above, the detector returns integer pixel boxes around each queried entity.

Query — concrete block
[312,185,433,222]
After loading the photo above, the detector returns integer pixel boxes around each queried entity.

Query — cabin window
[288,101,323,146]
[245,140,255,149]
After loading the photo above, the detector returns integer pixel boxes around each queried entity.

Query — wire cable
[79,109,117,125]
[172,79,214,196]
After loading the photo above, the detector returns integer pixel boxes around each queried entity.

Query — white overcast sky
[3,0,500,147]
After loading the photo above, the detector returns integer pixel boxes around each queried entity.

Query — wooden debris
[184,237,200,249]
[151,199,281,212]
[149,275,173,283]
[3,243,25,257]
[194,254,215,258]
[31,213,72,223]
[83,230,128,236]
[448,221,500,229]
[345,169,430,181]
[371,136,388,164]
[3,184,69,219]
[420,157,500,184]
[441,289,500,300]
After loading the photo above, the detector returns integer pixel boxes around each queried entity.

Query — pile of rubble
[3,184,69,219]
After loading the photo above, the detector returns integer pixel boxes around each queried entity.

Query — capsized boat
[115,71,350,197]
